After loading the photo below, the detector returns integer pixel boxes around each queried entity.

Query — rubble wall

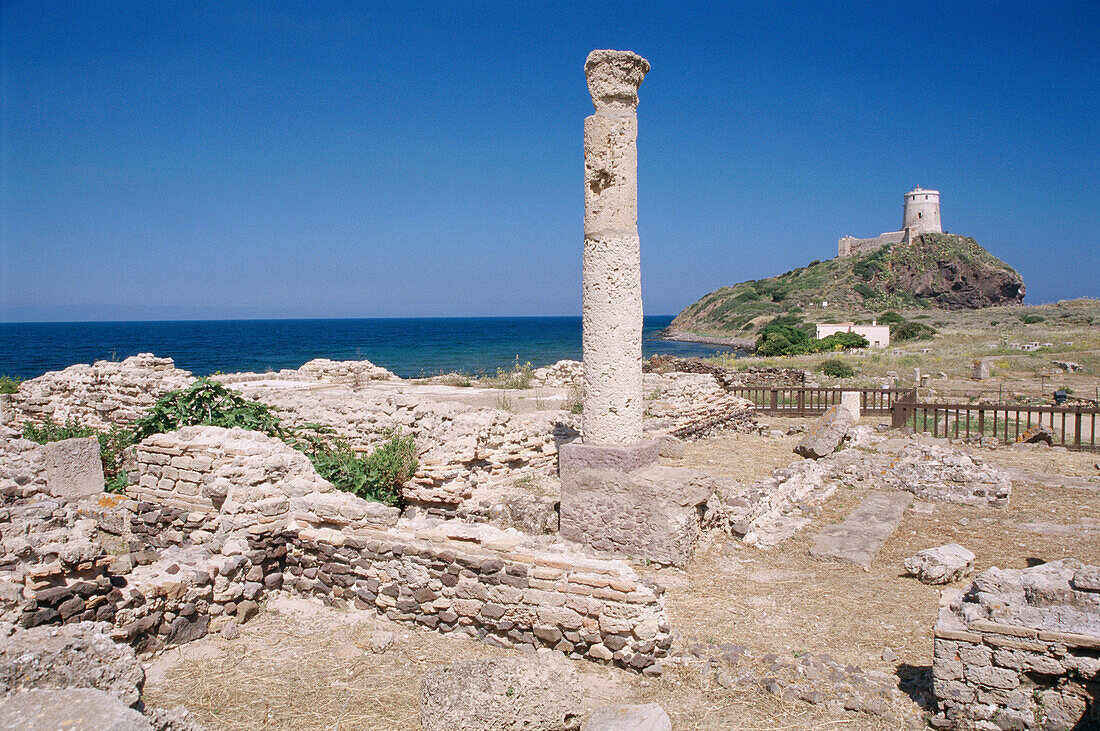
[9,426,671,673]
[10,355,195,429]
[932,561,1099,729]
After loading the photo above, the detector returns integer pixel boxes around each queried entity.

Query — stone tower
[903,187,942,236]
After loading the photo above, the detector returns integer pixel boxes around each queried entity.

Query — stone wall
[11,354,195,429]
[837,229,908,258]
[932,560,1099,729]
[111,427,670,671]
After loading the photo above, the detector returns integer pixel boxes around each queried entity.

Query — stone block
[45,437,105,500]
[583,704,671,731]
[560,460,714,566]
[0,688,152,731]
[0,393,10,424]
[904,544,975,584]
[558,440,658,474]
[419,652,582,731]
[839,391,861,421]
[794,405,854,459]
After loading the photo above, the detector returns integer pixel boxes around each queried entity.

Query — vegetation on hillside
[754,316,870,357]
[0,376,21,394]
[670,233,1022,338]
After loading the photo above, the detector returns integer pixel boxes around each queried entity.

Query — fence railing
[726,387,916,416]
[890,401,1099,451]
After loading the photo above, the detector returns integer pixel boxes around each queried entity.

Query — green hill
[669,233,1024,338]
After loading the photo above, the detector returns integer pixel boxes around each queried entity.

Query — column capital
[585,50,650,112]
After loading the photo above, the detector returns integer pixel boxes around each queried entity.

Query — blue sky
[2,1,1097,322]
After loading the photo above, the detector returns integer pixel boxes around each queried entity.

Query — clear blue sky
[2,1,1097,322]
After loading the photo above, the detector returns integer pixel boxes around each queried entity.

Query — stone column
[581,50,649,447]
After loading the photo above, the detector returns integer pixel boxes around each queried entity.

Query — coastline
[658,328,755,352]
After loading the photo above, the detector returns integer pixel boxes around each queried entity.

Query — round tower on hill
[903,187,941,235]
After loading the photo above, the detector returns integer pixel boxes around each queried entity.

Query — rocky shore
[657,328,755,351]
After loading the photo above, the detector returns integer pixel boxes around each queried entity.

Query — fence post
[797,389,805,416]
[977,407,985,440]
[770,389,778,411]
[1075,411,1082,449]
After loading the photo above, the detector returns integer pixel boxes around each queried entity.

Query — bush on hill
[755,317,869,357]
[819,359,856,378]
[891,320,937,342]
[0,376,21,394]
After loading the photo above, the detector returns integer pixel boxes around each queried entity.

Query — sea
[0,316,733,381]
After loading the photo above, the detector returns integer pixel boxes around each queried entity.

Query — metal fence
[890,401,1100,451]
[726,387,916,416]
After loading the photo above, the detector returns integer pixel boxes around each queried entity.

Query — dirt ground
[144,420,1100,730]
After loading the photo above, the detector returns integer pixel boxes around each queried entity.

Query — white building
[816,321,891,348]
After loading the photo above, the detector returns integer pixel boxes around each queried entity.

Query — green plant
[495,390,515,413]
[1021,314,1045,324]
[566,384,583,414]
[131,378,286,443]
[891,320,937,342]
[23,416,97,443]
[853,282,877,299]
[819,359,856,378]
[0,376,22,394]
[878,311,905,325]
[488,358,533,390]
[289,426,416,506]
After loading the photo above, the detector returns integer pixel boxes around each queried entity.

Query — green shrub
[853,282,877,299]
[878,311,905,325]
[289,426,416,506]
[891,320,937,342]
[755,317,813,356]
[819,359,856,378]
[0,376,21,394]
[131,378,286,443]
[1020,314,1044,324]
[814,332,869,352]
[23,416,97,443]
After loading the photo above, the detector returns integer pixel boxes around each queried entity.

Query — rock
[1072,566,1100,592]
[235,599,259,623]
[220,621,240,640]
[904,544,975,584]
[881,648,898,663]
[839,391,861,421]
[1017,425,1055,445]
[656,435,684,459]
[0,688,152,730]
[419,652,582,731]
[1052,360,1082,372]
[164,614,208,646]
[45,437,105,500]
[582,703,671,730]
[794,405,854,459]
[0,621,145,706]
[368,630,394,654]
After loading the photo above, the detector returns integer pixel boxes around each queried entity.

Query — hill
[667,233,1025,339]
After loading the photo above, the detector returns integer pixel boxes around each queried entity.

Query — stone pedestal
[559,442,713,567]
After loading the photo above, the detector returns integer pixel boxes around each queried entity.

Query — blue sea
[0,317,731,381]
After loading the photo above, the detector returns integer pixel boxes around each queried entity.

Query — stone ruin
[558,50,720,569]
[933,560,1099,729]
[0,423,671,677]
